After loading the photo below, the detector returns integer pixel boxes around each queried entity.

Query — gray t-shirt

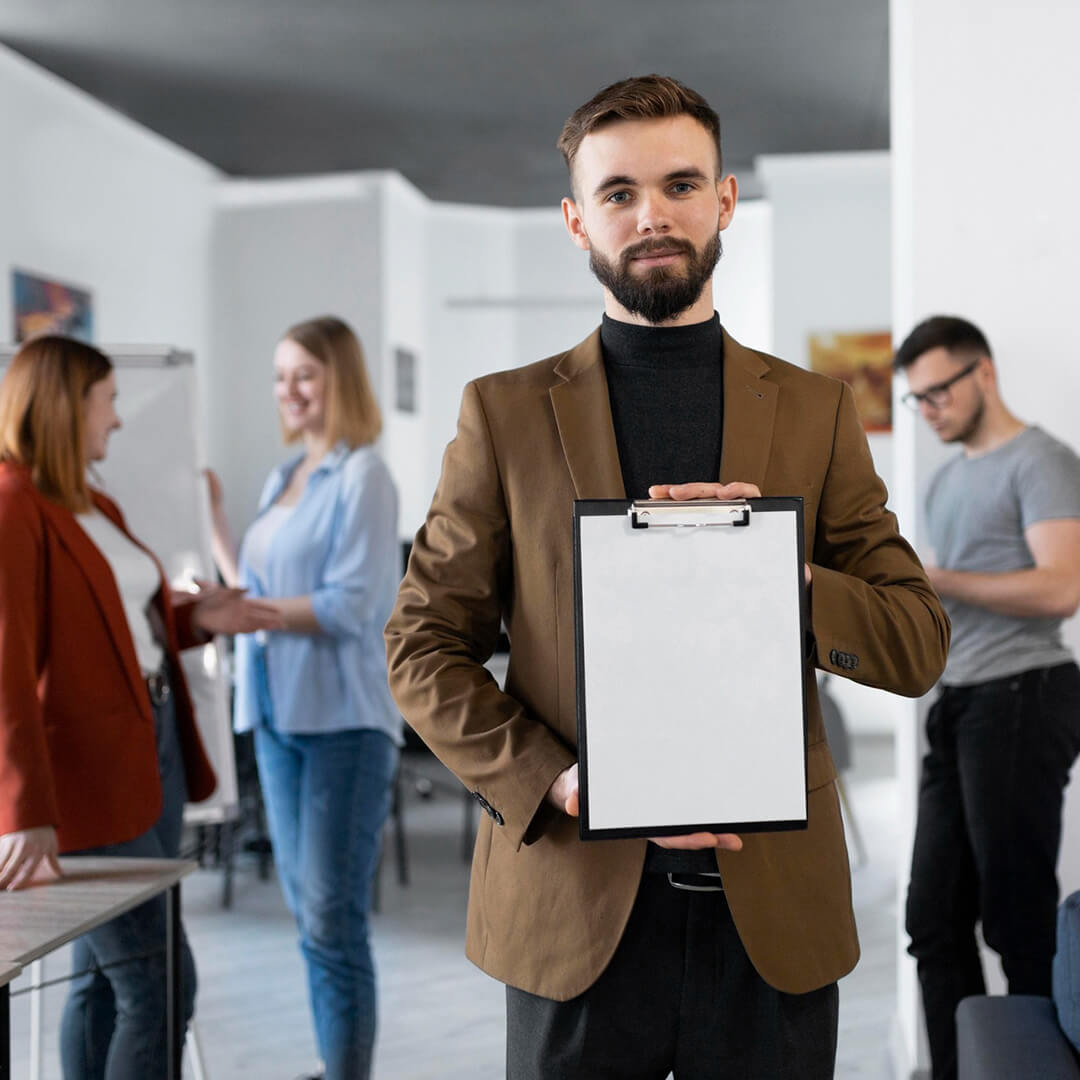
[926,425,1080,685]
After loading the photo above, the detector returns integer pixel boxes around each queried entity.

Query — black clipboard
[573,497,809,841]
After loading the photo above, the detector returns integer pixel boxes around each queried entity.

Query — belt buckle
[667,872,725,893]
[146,670,171,708]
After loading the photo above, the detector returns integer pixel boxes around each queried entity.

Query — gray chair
[957,890,1080,1079]
[817,674,866,868]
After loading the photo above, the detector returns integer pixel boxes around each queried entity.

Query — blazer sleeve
[808,382,950,696]
[0,491,60,834]
[385,382,576,850]
[169,595,209,651]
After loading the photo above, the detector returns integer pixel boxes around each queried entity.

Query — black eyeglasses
[901,359,981,411]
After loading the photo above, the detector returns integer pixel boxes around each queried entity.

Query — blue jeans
[255,723,397,1080]
[906,662,1080,1080]
[59,687,196,1080]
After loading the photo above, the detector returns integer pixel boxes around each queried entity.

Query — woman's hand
[0,826,62,890]
[190,581,286,636]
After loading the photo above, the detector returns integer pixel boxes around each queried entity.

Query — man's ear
[562,196,591,251]
[716,173,738,233]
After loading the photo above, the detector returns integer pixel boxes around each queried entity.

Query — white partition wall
[759,151,896,736]
[0,45,217,402]
[891,0,1080,1073]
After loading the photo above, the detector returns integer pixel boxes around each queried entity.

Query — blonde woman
[0,336,281,1079]
[209,316,401,1080]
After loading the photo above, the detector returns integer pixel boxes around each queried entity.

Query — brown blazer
[0,462,216,853]
[385,328,948,1000]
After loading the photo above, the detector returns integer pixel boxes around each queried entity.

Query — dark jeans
[59,687,195,1080]
[905,662,1080,1080]
[506,874,838,1079]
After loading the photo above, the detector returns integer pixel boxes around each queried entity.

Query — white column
[891,0,1080,1074]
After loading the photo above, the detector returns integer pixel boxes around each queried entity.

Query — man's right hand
[0,826,62,890]
[545,764,743,852]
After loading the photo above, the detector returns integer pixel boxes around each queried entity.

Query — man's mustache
[620,238,695,264]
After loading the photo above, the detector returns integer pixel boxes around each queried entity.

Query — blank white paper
[579,507,807,833]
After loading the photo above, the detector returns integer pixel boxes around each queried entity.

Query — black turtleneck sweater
[601,313,724,499]
[601,312,726,876]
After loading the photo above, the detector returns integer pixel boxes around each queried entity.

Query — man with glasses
[895,314,1080,1080]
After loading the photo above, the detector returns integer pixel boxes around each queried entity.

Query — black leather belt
[667,872,724,893]
[145,665,171,708]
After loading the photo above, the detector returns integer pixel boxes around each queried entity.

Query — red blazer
[0,461,216,853]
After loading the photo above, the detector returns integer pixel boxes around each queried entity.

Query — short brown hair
[280,316,382,447]
[0,335,113,510]
[557,74,723,186]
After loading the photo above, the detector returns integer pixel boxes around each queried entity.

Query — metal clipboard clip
[629,498,751,529]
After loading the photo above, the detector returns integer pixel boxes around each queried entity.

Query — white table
[0,856,196,1080]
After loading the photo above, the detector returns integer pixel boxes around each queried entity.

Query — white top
[242,502,295,590]
[76,510,164,675]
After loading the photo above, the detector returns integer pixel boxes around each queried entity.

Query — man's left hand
[647,481,812,585]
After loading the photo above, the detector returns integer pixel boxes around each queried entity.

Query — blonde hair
[279,316,382,447]
[0,335,112,510]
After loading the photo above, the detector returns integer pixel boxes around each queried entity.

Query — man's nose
[636,191,671,234]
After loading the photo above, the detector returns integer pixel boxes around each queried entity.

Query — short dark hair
[893,315,993,371]
[557,75,722,184]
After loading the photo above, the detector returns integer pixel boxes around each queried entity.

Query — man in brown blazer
[385,75,949,1079]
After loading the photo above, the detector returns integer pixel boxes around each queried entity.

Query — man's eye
[671,182,694,194]
[607,191,631,204]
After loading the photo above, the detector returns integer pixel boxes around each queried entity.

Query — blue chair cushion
[1054,889,1080,1053]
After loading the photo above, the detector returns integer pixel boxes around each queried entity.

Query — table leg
[166,882,181,1080]
[29,958,43,1080]
[1,984,10,1080]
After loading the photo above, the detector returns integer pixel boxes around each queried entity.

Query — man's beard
[942,395,985,445]
[589,233,722,324]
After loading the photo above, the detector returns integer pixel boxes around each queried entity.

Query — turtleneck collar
[600,312,722,370]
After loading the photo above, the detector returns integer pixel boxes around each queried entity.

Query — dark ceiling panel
[0,0,888,207]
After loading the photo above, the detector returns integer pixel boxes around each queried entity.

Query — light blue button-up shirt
[232,442,403,744]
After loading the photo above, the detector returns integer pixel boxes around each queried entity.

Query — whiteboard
[0,344,237,823]
[574,498,808,840]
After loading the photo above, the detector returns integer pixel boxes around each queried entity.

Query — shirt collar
[268,441,351,502]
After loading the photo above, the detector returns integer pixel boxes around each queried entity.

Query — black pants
[905,663,1080,1080]
[506,874,838,1079]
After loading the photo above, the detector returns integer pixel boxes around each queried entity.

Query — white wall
[0,44,218,437]
[210,177,382,532]
[892,0,1080,1072]
[379,173,432,540]
[759,151,896,735]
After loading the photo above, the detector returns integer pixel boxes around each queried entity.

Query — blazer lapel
[719,330,778,490]
[38,495,150,714]
[549,329,625,499]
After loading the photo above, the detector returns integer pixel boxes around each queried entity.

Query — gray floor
[11,735,899,1079]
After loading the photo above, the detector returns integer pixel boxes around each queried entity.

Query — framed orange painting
[12,268,94,344]
[808,330,893,433]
